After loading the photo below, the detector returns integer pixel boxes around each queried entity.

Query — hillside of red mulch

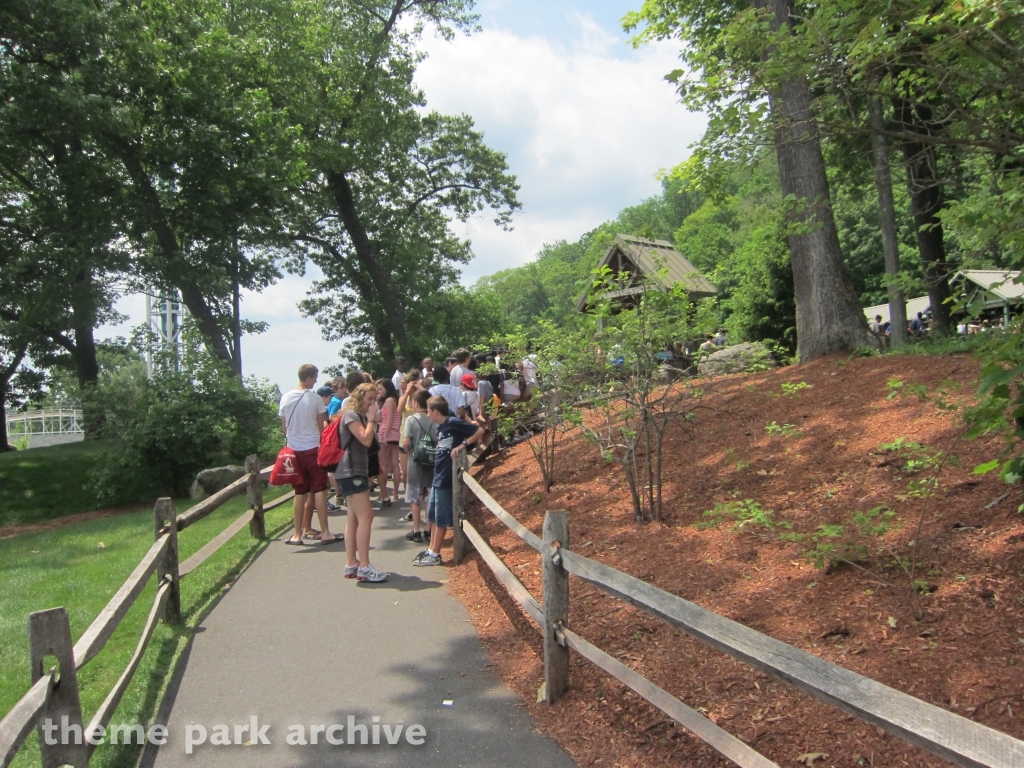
[445,352,1024,768]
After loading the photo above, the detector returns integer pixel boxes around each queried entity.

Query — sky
[101,0,705,390]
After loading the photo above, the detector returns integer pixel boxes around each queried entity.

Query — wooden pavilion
[575,234,718,313]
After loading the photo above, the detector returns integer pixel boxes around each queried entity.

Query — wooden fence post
[452,451,470,565]
[154,498,181,623]
[29,607,87,768]
[246,454,265,539]
[542,510,570,704]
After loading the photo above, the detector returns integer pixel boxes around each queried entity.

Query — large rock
[699,342,777,377]
[190,465,247,501]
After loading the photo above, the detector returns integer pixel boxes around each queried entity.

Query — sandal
[284,538,304,546]
[303,530,322,540]
[320,534,344,545]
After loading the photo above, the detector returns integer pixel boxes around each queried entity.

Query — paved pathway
[145,497,577,768]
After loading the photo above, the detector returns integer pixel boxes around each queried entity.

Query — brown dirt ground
[444,352,1024,768]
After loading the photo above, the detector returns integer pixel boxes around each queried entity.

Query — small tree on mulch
[497,322,587,493]
[574,266,708,523]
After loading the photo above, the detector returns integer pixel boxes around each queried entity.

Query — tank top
[377,401,401,443]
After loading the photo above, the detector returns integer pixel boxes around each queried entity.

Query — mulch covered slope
[446,352,1024,768]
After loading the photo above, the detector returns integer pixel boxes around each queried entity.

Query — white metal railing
[6,409,84,437]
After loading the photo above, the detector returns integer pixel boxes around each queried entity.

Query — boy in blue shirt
[413,396,484,566]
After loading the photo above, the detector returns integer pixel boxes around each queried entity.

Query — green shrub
[697,499,790,532]
[91,349,280,501]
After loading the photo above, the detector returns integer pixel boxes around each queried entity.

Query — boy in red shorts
[278,364,343,546]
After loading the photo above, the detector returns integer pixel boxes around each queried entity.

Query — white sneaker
[356,564,388,582]
[413,552,442,567]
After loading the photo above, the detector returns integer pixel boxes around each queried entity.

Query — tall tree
[273,0,519,365]
[0,0,298,372]
[628,0,873,360]
[868,95,909,348]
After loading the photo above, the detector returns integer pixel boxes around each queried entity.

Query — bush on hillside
[90,346,281,502]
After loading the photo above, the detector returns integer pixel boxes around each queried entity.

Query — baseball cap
[316,386,334,397]
[460,373,477,390]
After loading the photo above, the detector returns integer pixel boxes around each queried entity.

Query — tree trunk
[115,143,239,371]
[230,252,243,377]
[0,381,10,453]
[755,0,874,360]
[69,266,104,437]
[327,170,410,361]
[867,95,908,349]
[892,97,953,336]
[0,343,28,452]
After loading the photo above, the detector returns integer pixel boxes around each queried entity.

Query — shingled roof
[576,234,718,312]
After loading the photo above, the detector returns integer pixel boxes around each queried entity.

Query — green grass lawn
[0,441,160,527]
[0,487,293,768]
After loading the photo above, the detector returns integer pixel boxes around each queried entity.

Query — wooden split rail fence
[0,455,296,768]
[449,453,1024,768]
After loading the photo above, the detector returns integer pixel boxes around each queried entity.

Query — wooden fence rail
[0,455,273,768]
[451,453,1024,768]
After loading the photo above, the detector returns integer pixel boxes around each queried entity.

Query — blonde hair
[342,383,376,416]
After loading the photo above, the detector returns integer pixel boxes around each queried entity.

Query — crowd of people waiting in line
[869,310,1009,348]
[275,350,541,583]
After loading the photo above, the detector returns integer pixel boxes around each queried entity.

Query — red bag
[317,418,345,472]
[269,446,301,486]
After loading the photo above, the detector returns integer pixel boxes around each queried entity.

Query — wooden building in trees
[575,234,718,313]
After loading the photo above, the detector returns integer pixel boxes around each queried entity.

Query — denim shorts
[427,487,454,528]
[338,475,369,498]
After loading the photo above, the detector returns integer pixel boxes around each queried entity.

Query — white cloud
[100,268,342,390]
[416,16,705,281]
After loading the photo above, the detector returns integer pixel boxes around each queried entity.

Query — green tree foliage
[674,155,797,350]
[90,340,281,500]
[0,0,296,372]
[269,0,519,367]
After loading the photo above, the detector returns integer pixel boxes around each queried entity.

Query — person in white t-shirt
[519,356,538,396]
[391,356,406,391]
[450,349,474,387]
[278,364,342,547]
[428,366,463,416]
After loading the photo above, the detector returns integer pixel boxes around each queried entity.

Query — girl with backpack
[337,383,388,582]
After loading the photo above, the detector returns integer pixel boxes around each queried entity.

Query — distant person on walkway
[458,373,481,423]
[328,378,348,421]
[413,397,484,567]
[519,355,539,397]
[421,357,434,382]
[375,378,402,507]
[699,334,716,353]
[451,349,473,386]
[402,389,437,544]
[337,383,388,582]
[712,328,728,347]
[316,385,342,514]
[279,364,342,547]
[869,314,887,348]
[317,385,334,407]
[909,311,925,337]
[391,357,406,391]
